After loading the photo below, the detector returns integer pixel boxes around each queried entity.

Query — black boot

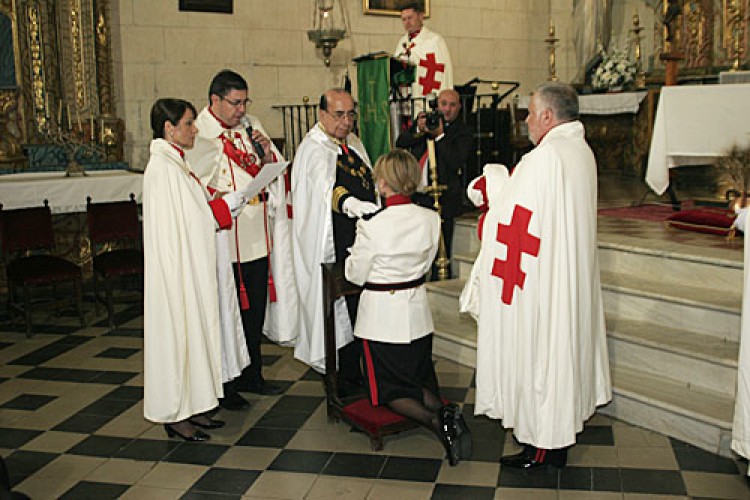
[437,404,461,466]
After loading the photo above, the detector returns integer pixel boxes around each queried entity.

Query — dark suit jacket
[396,119,473,219]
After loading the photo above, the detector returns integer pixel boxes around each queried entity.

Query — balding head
[437,88,461,123]
[318,88,356,141]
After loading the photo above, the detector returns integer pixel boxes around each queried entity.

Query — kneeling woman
[344,149,471,465]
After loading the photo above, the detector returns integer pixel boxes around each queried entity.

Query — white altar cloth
[0,170,143,213]
[645,84,750,195]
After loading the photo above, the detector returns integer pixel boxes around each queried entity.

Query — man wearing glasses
[188,69,284,411]
[291,88,379,396]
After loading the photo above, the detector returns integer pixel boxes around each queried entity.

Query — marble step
[432,313,477,368]
[453,216,480,257]
[606,316,739,397]
[452,252,475,281]
[600,365,734,457]
[601,270,741,341]
[599,239,742,292]
[425,278,466,321]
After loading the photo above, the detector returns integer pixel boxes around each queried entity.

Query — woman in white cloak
[143,98,249,441]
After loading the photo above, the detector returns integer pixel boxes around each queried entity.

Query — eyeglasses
[325,110,358,121]
[221,97,252,108]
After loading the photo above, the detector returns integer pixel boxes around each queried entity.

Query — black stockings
[386,388,443,433]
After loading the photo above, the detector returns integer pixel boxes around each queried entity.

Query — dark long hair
[150,98,197,139]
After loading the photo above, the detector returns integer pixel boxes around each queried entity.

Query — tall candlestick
[100,119,105,143]
[90,115,95,141]
[66,104,72,130]
[57,101,62,124]
[76,110,82,133]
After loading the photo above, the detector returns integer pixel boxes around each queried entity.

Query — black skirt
[361,334,440,406]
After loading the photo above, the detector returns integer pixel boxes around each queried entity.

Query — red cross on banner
[418,53,445,95]
[491,205,540,305]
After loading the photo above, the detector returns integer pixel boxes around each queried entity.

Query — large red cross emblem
[418,53,445,95]
[491,205,540,305]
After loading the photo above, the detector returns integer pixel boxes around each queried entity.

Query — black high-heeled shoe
[164,424,210,442]
[188,417,225,430]
[453,408,473,460]
[437,404,460,466]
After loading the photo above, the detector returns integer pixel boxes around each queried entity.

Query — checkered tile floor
[1,303,749,499]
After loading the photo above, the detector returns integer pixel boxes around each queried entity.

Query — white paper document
[240,161,289,200]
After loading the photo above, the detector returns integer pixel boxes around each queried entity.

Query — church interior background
[2,0,750,498]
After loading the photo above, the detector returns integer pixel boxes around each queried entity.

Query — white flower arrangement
[591,48,637,91]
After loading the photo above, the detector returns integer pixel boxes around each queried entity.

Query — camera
[424,98,443,131]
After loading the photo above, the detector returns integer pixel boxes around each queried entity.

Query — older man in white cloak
[461,82,611,469]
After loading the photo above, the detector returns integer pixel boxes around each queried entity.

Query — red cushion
[666,208,737,236]
[7,255,80,285]
[342,398,409,434]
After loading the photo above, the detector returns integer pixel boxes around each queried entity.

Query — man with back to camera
[187,69,285,411]
[396,88,472,278]
[290,88,379,396]
[461,82,611,469]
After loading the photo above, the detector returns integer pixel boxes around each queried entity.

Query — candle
[90,115,95,141]
[76,110,82,132]
[100,119,105,142]
[66,104,72,130]
[57,101,62,124]
[45,99,50,119]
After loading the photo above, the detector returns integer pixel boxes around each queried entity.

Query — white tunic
[465,121,612,449]
[290,124,373,371]
[732,224,750,471]
[143,139,248,423]
[345,202,439,344]
[186,108,298,346]
[393,26,454,99]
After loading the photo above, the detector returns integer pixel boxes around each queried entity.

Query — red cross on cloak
[418,53,445,95]
[491,205,540,305]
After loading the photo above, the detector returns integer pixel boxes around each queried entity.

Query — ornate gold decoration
[725,0,747,70]
[683,1,712,69]
[94,0,113,115]
[25,1,49,130]
[631,12,647,88]
[69,0,87,108]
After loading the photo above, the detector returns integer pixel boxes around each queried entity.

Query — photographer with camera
[396,88,473,279]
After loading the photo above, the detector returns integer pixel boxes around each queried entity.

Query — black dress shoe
[219,392,250,411]
[437,404,461,466]
[246,381,284,396]
[500,445,567,469]
[453,410,473,460]
[189,417,226,429]
[164,424,210,442]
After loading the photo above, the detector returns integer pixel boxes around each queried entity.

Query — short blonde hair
[374,149,421,196]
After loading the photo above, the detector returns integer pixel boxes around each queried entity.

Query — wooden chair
[0,201,85,337]
[86,194,143,330]
[321,262,418,451]
[507,100,533,166]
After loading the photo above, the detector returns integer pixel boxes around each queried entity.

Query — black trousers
[225,256,268,394]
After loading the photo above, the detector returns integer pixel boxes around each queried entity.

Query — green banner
[356,56,391,163]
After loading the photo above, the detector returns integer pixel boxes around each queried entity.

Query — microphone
[239,116,265,162]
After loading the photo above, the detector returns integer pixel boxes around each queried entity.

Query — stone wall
[111,0,656,168]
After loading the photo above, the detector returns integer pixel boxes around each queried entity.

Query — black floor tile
[113,438,181,461]
[380,456,442,482]
[261,354,282,366]
[592,467,622,492]
[268,450,333,473]
[254,410,313,429]
[620,468,687,495]
[164,442,230,466]
[300,368,321,381]
[9,344,75,366]
[322,452,386,478]
[95,347,140,359]
[4,450,58,487]
[0,377,9,385]
[53,413,112,433]
[18,366,101,382]
[235,427,296,448]
[181,492,241,500]
[104,385,143,401]
[498,464,560,489]
[269,395,324,414]
[672,441,740,474]
[1,393,57,410]
[79,397,138,417]
[440,387,468,403]
[431,484,495,500]
[577,425,615,446]
[103,327,143,337]
[66,435,133,457]
[88,370,138,384]
[189,467,260,495]
[559,466,592,490]
[60,480,129,499]
[0,341,12,350]
[0,428,43,448]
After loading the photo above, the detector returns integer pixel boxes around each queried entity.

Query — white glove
[342,197,379,218]
[735,207,748,232]
[222,190,247,219]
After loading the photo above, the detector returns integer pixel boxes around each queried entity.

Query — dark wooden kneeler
[321,262,418,451]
